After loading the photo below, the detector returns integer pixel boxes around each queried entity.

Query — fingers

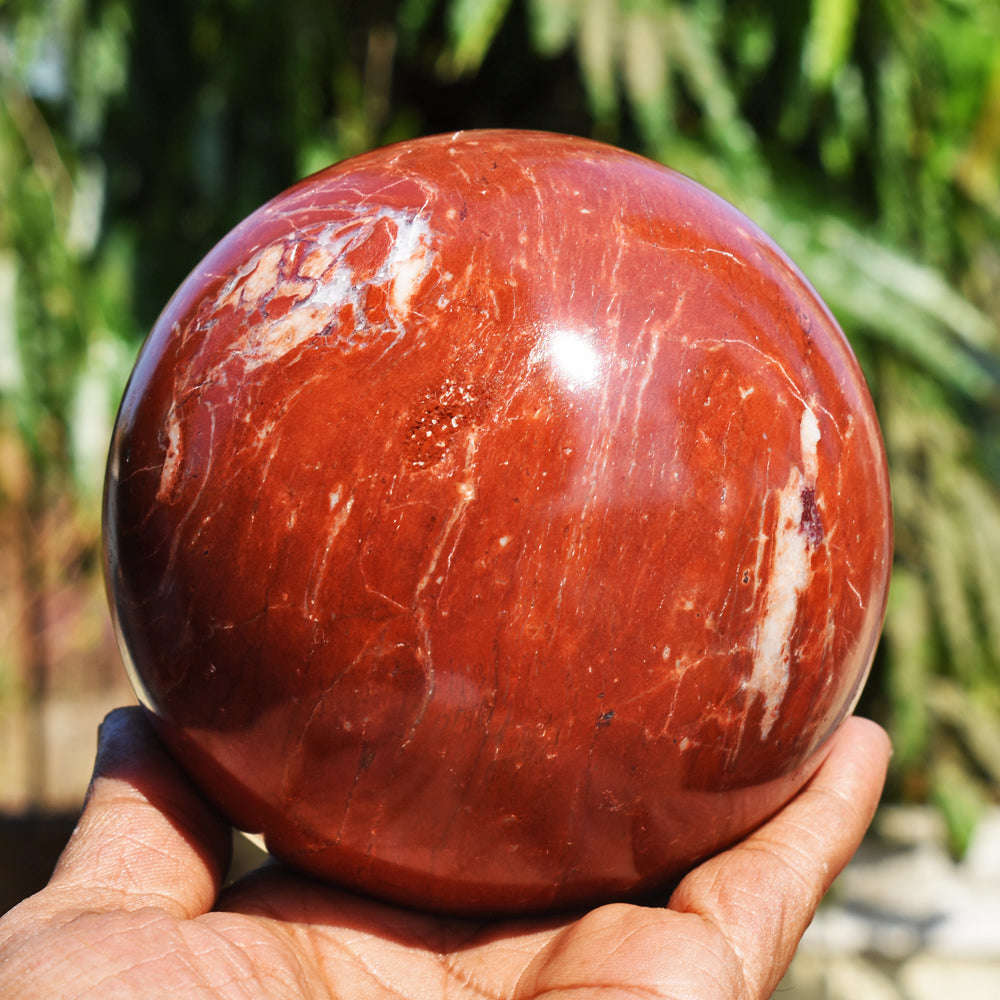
[668,716,891,998]
[46,706,231,920]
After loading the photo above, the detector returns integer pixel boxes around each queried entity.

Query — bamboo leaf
[577,0,618,124]
[397,0,439,49]
[665,5,756,164]
[930,748,989,858]
[955,474,1000,669]
[875,46,915,245]
[883,568,934,766]
[445,0,515,76]
[527,0,578,56]
[923,498,983,682]
[954,53,1000,215]
[928,680,1000,787]
[814,216,999,354]
[0,252,19,399]
[621,7,672,149]
[803,0,859,91]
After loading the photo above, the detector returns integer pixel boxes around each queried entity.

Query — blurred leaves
[443,0,514,75]
[803,0,858,92]
[1,1,132,507]
[2,0,1000,827]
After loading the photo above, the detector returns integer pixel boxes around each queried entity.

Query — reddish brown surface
[104,130,892,914]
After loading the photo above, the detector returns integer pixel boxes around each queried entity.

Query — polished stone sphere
[104,130,892,914]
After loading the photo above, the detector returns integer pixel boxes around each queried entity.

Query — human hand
[0,707,889,999]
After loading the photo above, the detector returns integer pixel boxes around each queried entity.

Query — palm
[0,710,888,1000]
[16,876,754,998]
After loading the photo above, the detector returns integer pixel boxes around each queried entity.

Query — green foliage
[443,0,515,75]
[1,0,134,506]
[2,0,999,832]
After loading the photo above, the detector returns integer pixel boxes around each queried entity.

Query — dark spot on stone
[800,487,824,546]
[597,709,615,728]
[797,306,813,340]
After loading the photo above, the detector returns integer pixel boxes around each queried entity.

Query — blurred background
[2,0,999,992]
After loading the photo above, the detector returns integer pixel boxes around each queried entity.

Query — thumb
[48,706,231,920]
[668,715,891,998]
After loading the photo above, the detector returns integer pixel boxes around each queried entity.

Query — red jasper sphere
[104,130,892,914]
